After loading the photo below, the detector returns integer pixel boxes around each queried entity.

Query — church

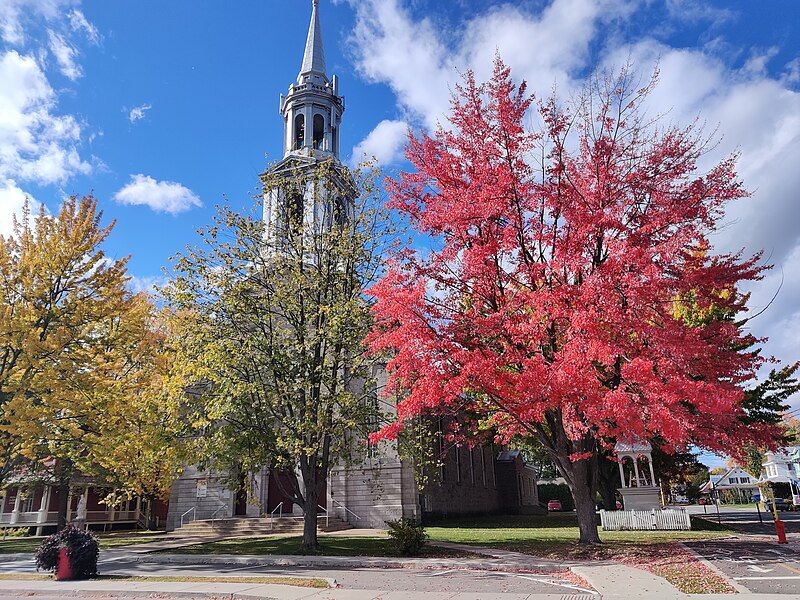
[163,0,539,532]
[0,1,538,535]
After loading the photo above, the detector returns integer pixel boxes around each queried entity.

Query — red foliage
[368,58,775,460]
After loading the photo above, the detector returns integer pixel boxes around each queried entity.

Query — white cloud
[346,0,800,400]
[68,9,99,45]
[128,274,166,295]
[0,50,90,185]
[128,103,152,123]
[347,0,635,131]
[114,174,202,215]
[0,178,44,237]
[0,0,79,45]
[47,30,82,80]
[350,119,407,166]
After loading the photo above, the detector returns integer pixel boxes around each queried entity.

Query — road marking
[748,565,774,573]
[780,563,800,576]
[494,572,596,595]
[735,576,800,581]
[416,569,460,577]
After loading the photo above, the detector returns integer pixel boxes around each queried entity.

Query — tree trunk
[56,457,73,531]
[537,411,602,545]
[565,458,602,544]
[300,477,318,552]
[597,454,620,511]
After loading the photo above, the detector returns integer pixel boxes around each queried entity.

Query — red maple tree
[368,59,774,543]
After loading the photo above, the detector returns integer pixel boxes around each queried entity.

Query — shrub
[35,526,99,579]
[386,518,428,556]
[537,483,575,511]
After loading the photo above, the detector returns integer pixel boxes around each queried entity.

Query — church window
[313,114,325,150]
[470,447,475,485]
[294,114,305,149]
[331,125,338,154]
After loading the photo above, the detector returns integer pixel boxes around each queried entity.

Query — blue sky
[1,1,799,466]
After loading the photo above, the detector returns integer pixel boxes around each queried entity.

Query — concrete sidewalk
[131,549,577,572]
[0,578,594,599]
[1,572,798,599]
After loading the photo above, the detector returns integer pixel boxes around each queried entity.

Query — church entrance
[234,473,248,516]
[267,470,295,514]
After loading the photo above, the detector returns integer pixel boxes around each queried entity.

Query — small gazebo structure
[615,438,661,510]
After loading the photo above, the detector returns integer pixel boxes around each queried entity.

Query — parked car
[765,498,789,512]
[547,499,562,512]
[698,498,709,505]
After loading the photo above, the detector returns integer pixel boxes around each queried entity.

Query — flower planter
[55,547,73,581]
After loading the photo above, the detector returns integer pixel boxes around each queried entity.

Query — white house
[700,466,759,503]
[760,448,800,503]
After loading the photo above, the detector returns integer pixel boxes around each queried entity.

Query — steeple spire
[299,0,326,81]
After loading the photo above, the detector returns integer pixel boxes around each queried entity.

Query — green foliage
[537,483,574,511]
[386,518,428,556]
[35,526,99,579]
[742,363,800,427]
[164,161,397,548]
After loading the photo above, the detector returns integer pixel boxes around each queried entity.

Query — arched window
[294,114,305,149]
[313,114,325,150]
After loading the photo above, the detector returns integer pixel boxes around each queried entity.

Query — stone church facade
[165,0,538,532]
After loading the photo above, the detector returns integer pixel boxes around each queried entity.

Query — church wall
[329,456,419,529]
[421,445,504,519]
[165,465,235,531]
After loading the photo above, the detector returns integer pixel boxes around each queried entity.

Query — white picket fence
[600,509,691,531]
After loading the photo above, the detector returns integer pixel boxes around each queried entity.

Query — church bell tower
[262,0,351,249]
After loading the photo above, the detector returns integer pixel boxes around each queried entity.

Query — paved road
[682,505,800,535]
[0,550,595,597]
[687,538,800,595]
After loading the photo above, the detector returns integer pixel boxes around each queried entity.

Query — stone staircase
[172,515,352,538]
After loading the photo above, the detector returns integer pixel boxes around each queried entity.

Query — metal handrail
[331,498,361,522]
[318,504,329,527]
[269,502,283,530]
[209,502,227,522]
[180,507,196,528]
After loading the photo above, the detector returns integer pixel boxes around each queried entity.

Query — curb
[1,591,261,600]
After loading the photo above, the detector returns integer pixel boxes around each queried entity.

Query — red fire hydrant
[55,547,73,581]
[775,518,788,544]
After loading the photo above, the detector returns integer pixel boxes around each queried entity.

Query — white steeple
[263,0,351,251]
[299,0,326,82]
[278,0,344,160]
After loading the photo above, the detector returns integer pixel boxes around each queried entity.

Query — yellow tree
[0,196,183,527]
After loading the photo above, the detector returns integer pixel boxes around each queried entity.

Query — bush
[386,518,428,556]
[537,483,575,511]
[35,526,99,579]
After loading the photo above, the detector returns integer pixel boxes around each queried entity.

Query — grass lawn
[425,513,732,559]
[426,514,735,594]
[0,530,167,554]
[167,535,469,558]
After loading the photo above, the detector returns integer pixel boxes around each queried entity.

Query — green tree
[165,162,394,551]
